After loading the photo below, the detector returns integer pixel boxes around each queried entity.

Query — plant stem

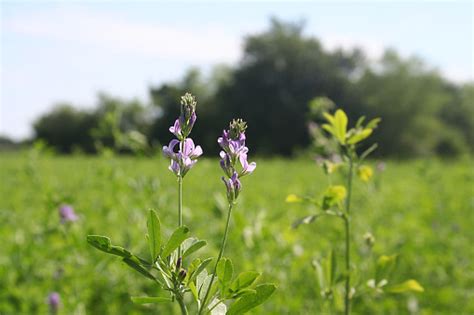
[176,294,188,315]
[199,203,234,315]
[178,176,183,259]
[344,156,354,315]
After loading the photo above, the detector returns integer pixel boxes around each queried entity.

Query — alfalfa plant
[288,106,423,314]
[87,93,275,314]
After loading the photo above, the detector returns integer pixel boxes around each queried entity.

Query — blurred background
[1,2,473,315]
[1,1,473,157]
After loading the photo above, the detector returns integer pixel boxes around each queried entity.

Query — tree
[214,19,364,155]
[33,104,97,153]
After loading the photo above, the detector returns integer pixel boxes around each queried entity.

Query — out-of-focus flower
[358,165,373,182]
[322,185,347,210]
[285,194,302,203]
[59,205,78,223]
[47,292,60,313]
[376,161,386,172]
[363,232,375,247]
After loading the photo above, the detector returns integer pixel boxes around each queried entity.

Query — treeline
[32,19,474,157]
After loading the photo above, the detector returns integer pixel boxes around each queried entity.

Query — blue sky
[1,1,473,140]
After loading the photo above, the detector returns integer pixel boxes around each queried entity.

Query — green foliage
[290,109,426,314]
[147,210,161,262]
[1,153,473,314]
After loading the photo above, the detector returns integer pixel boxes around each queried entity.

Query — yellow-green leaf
[334,109,348,144]
[347,128,373,145]
[387,279,424,293]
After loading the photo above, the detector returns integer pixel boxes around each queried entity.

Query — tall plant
[289,108,423,314]
[87,93,275,314]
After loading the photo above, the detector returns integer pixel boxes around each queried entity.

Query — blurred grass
[0,152,473,314]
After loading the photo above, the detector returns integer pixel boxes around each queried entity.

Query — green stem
[199,203,234,314]
[178,176,183,259]
[344,155,354,315]
[176,294,188,315]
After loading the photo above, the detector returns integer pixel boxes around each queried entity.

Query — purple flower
[182,138,203,159]
[163,138,202,177]
[169,119,182,139]
[219,119,256,203]
[219,151,233,177]
[59,205,78,223]
[47,292,60,313]
[169,93,197,140]
[238,152,256,176]
[222,172,241,203]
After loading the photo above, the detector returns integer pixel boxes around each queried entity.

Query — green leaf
[322,123,335,136]
[217,258,234,293]
[147,210,161,262]
[131,296,172,304]
[227,284,276,315]
[122,257,156,281]
[189,257,213,283]
[334,109,348,144]
[356,115,366,128]
[366,117,381,129]
[183,239,207,258]
[292,214,319,229]
[87,235,131,258]
[161,226,190,258]
[347,128,372,145]
[359,143,378,161]
[230,271,260,292]
[387,279,424,293]
[323,112,335,125]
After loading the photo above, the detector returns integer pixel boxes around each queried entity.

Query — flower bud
[229,119,247,140]
[176,257,182,270]
[180,93,197,122]
[178,269,187,281]
[364,232,375,248]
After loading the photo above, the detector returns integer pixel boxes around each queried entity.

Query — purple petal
[163,139,180,159]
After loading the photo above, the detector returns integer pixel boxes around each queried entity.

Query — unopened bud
[229,119,247,139]
[180,93,197,121]
[176,257,182,270]
[178,269,187,281]
[364,232,375,247]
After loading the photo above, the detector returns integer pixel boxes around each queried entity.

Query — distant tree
[354,50,461,157]
[214,18,365,155]
[438,83,474,154]
[33,104,97,153]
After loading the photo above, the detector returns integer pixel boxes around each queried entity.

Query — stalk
[344,155,354,315]
[199,203,234,314]
[178,176,183,259]
[176,294,188,315]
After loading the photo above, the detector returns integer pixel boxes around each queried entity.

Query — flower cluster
[218,119,256,203]
[163,93,203,177]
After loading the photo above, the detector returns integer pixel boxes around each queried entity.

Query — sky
[1,1,473,140]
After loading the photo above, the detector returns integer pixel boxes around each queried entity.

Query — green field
[1,152,473,314]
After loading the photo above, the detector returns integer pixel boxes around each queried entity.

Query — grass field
[1,152,473,314]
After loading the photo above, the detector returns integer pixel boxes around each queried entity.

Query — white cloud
[4,7,242,63]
